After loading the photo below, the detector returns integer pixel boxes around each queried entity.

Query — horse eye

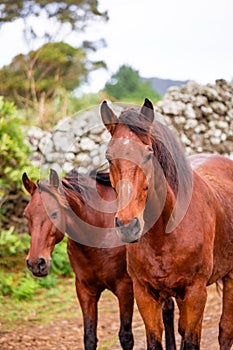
[144,146,153,162]
[51,211,58,219]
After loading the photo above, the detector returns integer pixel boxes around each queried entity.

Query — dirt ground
[0,284,222,350]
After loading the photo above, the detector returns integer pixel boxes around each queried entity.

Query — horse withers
[101,98,233,350]
[22,168,176,350]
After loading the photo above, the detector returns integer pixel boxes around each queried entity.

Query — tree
[104,65,160,102]
[0,1,108,44]
[0,42,106,120]
[0,1,108,124]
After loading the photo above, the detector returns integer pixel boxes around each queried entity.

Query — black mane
[38,167,112,207]
[89,168,111,186]
[118,108,192,196]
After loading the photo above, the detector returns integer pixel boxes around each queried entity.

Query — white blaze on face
[123,138,130,145]
[116,179,133,211]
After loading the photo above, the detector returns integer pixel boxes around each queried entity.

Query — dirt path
[0,284,222,349]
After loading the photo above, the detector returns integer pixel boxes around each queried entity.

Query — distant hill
[143,77,189,96]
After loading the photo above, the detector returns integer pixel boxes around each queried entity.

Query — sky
[0,0,233,92]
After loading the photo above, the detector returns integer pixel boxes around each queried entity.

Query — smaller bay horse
[22,169,176,350]
[101,98,233,350]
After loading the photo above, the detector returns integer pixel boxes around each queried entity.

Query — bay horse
[22,168,176,350]
[101,98,233,350]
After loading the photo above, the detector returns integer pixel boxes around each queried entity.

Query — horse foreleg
[114,279,134,350]
[133,278,164,350]
[162,298,176,350]
[176,281,207,350]
[75,278,101,350]
[219,271,233,350]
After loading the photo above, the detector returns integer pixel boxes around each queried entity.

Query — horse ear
[22,173,37,195]
[140,98,155,125]
[49,169,60,189]
[100,101,117,135]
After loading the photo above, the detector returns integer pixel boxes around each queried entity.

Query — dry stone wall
[26,106,112,174]
[26,79,233,174]
[155,79,233,157]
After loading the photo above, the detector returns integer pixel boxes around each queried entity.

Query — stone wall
[155,79,233,157]
[26,79,233,174]
[26,106,112,174]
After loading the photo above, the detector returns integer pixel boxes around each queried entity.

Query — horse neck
[146,171,177,234]
[140,182,175,254]
[63,191,89,229]
[67,192,85,218]
[161,182,177,229]
[62,186,118,248]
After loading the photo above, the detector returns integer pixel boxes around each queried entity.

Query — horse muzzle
[115,217,142,243]
[26,257,51,277]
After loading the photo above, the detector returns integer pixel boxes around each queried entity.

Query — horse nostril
[131,217,140,229]
[26,259,33,270]
[37,257,46,271]
[128,217,140,235]
[115,217,124,228]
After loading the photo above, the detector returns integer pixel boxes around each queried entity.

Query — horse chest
[127,238,201,297]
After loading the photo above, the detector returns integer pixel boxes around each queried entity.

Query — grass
[99,335,119,349]
[0,231,78,332]
[0,276,79,332]
[0,230,129,348]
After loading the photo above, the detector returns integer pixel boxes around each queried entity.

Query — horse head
[101,98,193,243]
[22,170,65,276]
[101,99,157,243]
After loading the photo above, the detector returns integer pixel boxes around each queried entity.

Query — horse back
[190,153,233,283]
[190,154,233,203]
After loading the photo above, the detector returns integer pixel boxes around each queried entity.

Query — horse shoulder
[67,238,128,288]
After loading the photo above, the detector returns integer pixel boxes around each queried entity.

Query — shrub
[0,97,33,196]
[0,227,29,257]
[12,274,39,300]
[0,273,14,296]
[0,235,72,300]
[0,271,38,300]
[50,237,73,277]
[0,96,37,231]
[104,64,160,103]
[37,274,59,289]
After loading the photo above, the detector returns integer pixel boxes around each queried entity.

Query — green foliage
[0,270,51,300]
[104,64,160,103]
[0,1,108,126]
[37,274,59,289]
[0,227,29,257]
[12,273,39,300]
[0,1,107,42]
[27,88,105,129]
[0,228,72,301]
[0,97,37,234]
[0,269,62,301]
[0,42,106,107]
[69,91,105,113]
[105,65,141,100]
[50,237,73,277]
[0,43,107,126]
[0,276,77,333]
[0,269,61,300]
[0,273,14,296]
[0,227,72,276]
[0,97,33,192]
